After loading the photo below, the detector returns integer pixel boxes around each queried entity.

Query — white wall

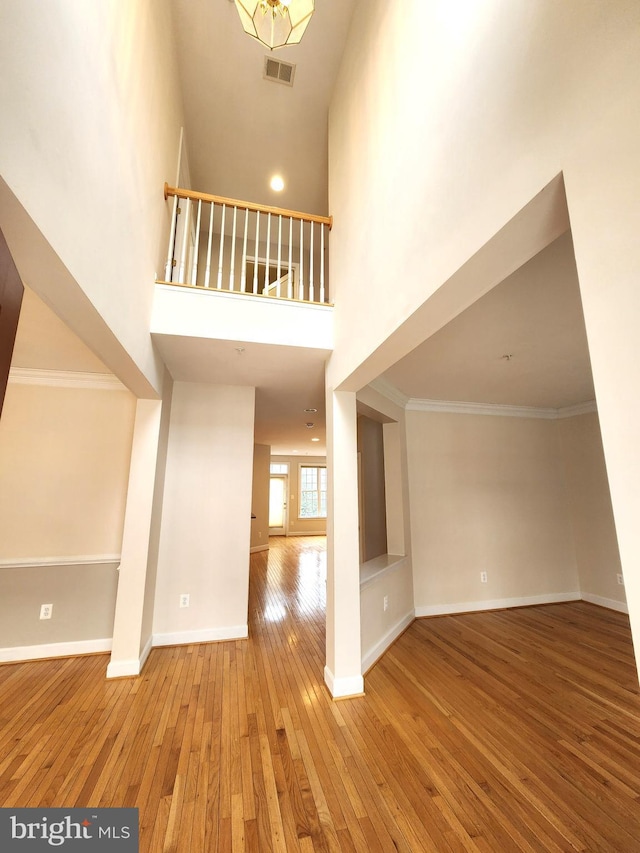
[251,444,271,551]
[361,559,413,673]
[560,412,625,611]
[329,0,640,662]
[407,411,580,615]
[153,382,255,643]
[0,379,136,657]
[0,0,185,396]
[0,381,136,560]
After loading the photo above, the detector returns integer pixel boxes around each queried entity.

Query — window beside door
[299,465,327,518]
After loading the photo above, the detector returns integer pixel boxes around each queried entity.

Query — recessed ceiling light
[304,408,317,413]
[270,175,284,192]
[305,422,314,428]
[311,438,320,442]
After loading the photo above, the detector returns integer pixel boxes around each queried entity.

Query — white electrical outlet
[480,572,488,583]
[40,603,53,620]
[383,595,389,611]
[179,593,190,608]
[617,574,625,586]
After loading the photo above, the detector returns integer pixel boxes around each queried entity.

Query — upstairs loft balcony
[152,184,333,352]
[158,183,332,304]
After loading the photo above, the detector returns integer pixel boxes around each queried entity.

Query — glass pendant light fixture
[233,0,315,50]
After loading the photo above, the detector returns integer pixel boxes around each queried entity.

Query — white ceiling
[383,232,595,410]
[151,333,328,454]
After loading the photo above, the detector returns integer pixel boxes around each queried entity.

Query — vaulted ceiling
[170,0,358,214]
[12,1,597,460]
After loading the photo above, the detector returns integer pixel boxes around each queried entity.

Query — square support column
[107,398,163,678]
[325,387,364,697]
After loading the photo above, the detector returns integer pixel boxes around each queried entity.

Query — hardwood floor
[1,536,640,851]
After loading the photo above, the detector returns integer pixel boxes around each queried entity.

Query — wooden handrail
[164,183,332,230]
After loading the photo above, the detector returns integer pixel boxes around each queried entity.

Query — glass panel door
[269,476,287,533]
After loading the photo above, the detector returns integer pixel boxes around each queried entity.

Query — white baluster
[229,206,237,290]
[178,197,190,284]
[217,203,226,289]
[288,217,293,300]
[299,219,304,300]
[264,212,271,294]
[191,199,202,286]
[164,194,178,281]
[240,208,249,292]
[277,215,282,298]
[204,202,214,288]
[320,223,325,303]
[253,211,260,294]
[309,220,315,302]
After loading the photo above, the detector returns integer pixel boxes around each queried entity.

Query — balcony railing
[158,184,333,305]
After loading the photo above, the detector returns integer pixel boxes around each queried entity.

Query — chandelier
[233,0,315,51]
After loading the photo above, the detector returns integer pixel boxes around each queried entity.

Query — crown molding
[367,377,409,409]
[556,400,598,418]
[406,398,559,418]
[405,396,597,419]
[9,367,125,391]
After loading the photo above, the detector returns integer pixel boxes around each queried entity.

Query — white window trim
[298,463,327,520]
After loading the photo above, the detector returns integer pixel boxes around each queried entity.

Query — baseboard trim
[415,592,581,618]
[152,625,249,648]
[106,657,143,679]
[106,635,154,679]
[581,592,628,614]
[139,634,153,670]
[285,530,327,537]
[324,666,364,699]
[250,544,269,553]
[0,638,112,665]
[362,610,415,674]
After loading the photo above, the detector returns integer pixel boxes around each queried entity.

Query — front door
[269,475,287,536]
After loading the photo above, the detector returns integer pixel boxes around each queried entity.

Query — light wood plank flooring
[1,536,640,851]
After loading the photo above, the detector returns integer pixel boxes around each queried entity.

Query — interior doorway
[269,474,288,535]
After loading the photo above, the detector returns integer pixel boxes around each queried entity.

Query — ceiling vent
[264,56,296,87]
